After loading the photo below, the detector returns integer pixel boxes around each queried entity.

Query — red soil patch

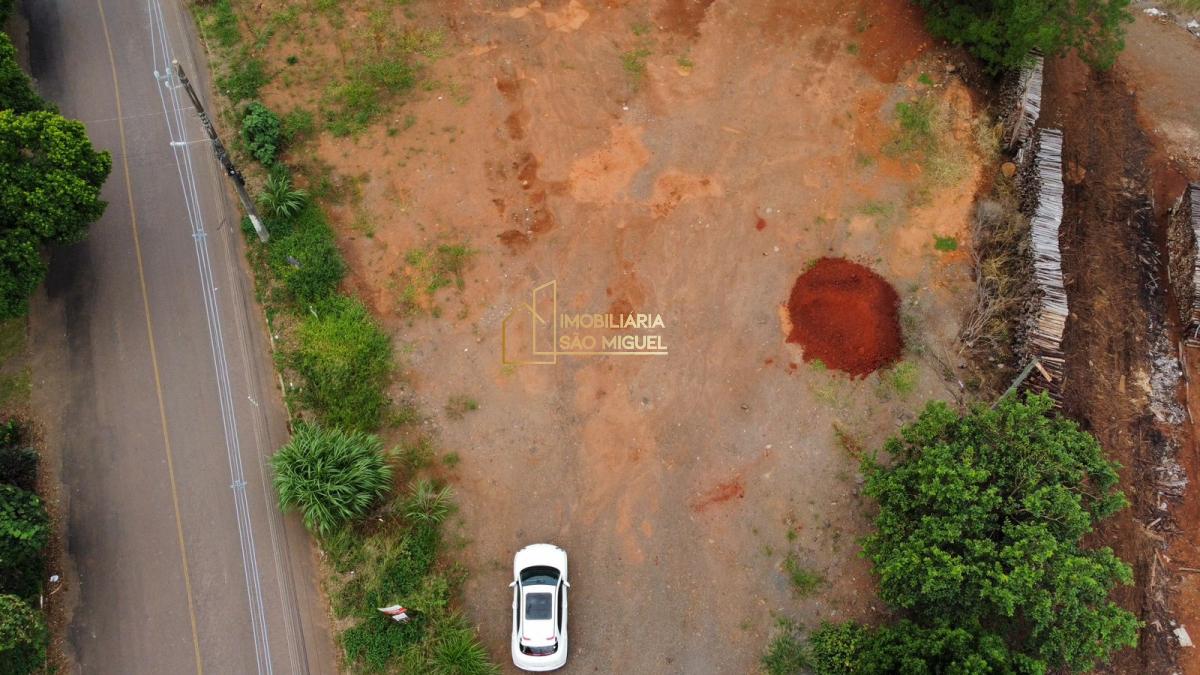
[786,258,902,377]
[691,477,745,512]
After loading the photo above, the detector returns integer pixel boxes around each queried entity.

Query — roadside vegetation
[191,2,493,670]
[0,421,50,674]
[763,394,1138,673]
[0,6,108,670]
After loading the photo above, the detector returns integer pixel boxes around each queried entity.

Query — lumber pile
[1003,53,1044,152]
[1168,184,1200,344]
[1018,128,1068,392]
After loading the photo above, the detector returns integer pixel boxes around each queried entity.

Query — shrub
[290,296,392,430]
[260,171,308,220]
[0,444,36,492]
[241,102,283,166]
[281,108,316,144]
[271,424,391,536]
[860,393,1138,672]
[915,0,1132,72]
[0,594,47,674]
[807,621,866,674]
[267,204,344,305]
[0,485,48,598]
[761,620,809,675]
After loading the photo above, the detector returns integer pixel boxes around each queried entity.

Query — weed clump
[289,296,392,431]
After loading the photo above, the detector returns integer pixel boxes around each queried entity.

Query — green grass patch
[266,201,345,305]
[322,29,442,136]
[889,97,937,156]
[782,553,824,596]
[933,234,958,252]
[859,200,895,219]
[621,47,652,84]
[444,395,477,421]
[287,296,392,431]
[194,0,241,49]
[762,620,810,675]
[395,244,473,316]
[218,57,268,105]
[882,361,918,396]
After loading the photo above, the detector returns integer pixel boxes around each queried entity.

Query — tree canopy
[0,36,110,319]
[0,593,47,675]
[915,0,1133,72]
[780,395,1139,674]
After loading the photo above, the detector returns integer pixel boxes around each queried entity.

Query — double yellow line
[96,1,204,672]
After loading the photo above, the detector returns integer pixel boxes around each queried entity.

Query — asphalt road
[22,0,334,672]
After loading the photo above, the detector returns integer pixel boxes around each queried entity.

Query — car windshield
[520,565,559,587]
[524,592,553,620]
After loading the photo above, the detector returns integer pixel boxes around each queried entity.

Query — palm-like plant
[403,478,454,524]
[260,172,308,218]
[428,615,499,675]
[271,424,392,535]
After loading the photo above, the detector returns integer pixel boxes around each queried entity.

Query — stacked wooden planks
[1004,54,1044,151]
[1168,184,1200,344]
[1019,128,1068,393]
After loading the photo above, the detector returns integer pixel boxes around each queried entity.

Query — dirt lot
[230,0,993,670]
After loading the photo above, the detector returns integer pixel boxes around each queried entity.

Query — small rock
[1176,625,1193,648]
[944,62,956,73]
[1001,162,1017,178]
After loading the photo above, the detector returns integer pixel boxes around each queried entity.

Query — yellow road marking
[96,2,205,672]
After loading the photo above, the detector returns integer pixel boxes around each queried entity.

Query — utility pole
[172,59,268,243]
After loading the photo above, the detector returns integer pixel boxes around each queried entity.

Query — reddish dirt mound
[786,258,902,376]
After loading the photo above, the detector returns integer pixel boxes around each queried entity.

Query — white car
[510,544,569,671]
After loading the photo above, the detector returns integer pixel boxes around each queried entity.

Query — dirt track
[1040,20,1200,670]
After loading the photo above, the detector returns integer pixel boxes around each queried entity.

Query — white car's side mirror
[509,580,517,587]
[564,580,571,588]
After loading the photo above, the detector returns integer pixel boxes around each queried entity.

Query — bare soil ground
[1039,19,1200,671]
[237,0,990,670]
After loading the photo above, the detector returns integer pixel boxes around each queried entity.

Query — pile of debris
[1016,128,1069,396]
[1002,53,1044,152]
[1167,184,1200,345]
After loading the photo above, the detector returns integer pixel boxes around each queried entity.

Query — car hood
[514,543,567,577]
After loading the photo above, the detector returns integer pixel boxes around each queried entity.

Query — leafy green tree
[0,34,50,115]
[0,43,109,319]
[0,484,48,598]
[290,296,391,430]
[0,110,111,245]
[0,230,44,320]
[271,424,392,535]
[856,394,1138,672]
[240,102,282,166]
[915,0,1132,72]
[0,594,47,674]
